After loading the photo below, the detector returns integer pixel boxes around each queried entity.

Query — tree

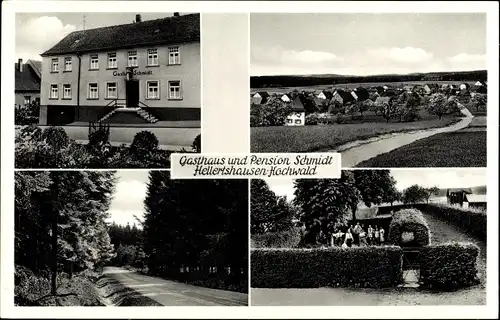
[293,172,361,245]
[262,97,294,126]
[402,184,435,204]
[352,170,398,221]
[395,91,421,122]
[385,187,403,207]
[470,93,487,112]
[371,97,400,122]
[427,93,449,119]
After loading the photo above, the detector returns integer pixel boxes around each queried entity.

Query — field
[251,117,459,153]
[250,81,476,95]
[356,131,487,167]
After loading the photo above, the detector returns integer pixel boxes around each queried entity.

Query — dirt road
[337,111,474,167]
[103,266,248,306]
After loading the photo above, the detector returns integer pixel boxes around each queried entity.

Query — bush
[305,113,319,125]
[420,203,486,241]
[41,126,70,148]
[387,209,431,247]
[130,131,159,153]
[335,113,346,124]
[251,246,403,288]
[251,228,302,248]
[192,134,201,153]
[16,125,43,143]
[419,242,480,289]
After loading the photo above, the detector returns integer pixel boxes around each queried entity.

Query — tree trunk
[51,209,58,296]
[351,205,357,223]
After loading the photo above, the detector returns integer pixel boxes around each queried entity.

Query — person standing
[359,227,368,247]
[374,226,380,245]
[379,227,385,245]
[344,228,354,247]
[352,222,362,246]
[367,225,374,245]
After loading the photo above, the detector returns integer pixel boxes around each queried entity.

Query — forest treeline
[250,70,487,88]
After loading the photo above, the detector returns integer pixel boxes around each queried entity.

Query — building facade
[39,13,200,125]
[15,59,41,107]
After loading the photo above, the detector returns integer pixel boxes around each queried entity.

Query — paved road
[103,266,248,306]
[337,110,474,167]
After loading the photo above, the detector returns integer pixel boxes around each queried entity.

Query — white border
[2,1,499,319]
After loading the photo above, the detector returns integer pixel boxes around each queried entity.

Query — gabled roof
[466,194,487,203]
[291,95,306,112]
[15,60,42,92]
[322,90,333,100]
[470,85,487,93]
[334,89,355,103]
[447,188,472,195]
[381,89,397,97]
[355,87,370,101]
[41,13,200,56]
[256,91,270,98]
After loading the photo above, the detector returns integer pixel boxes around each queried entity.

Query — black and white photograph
[250,169,487,305]
[15,12,201,169]
[15,171,248,306]
[250,13,487,168]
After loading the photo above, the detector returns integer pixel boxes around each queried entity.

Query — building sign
[113,70,153,77]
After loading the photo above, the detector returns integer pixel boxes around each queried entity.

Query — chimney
[135,14,142,23]
[173,12,179,17]
[18,58,23,72]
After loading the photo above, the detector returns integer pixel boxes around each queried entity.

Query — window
[295,119,302,124]
[88,83,99,99]
[51,58,59,72]
[108,53,117,69]
[168,81,181,99]
[63,84,71,99]
[50,84,58,99]
[147,81,159,99]
[147,49,158,66]
[106,82,117,99]
[168,47,180,65]
[24,96,31,105]
[90,55,99,70]
[128,50,138,67]
[286,119,293,124]
[64,57,72,71]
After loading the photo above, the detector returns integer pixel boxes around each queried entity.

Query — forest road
[103,266,248,306]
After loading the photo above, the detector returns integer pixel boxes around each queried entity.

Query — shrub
[387,209,431,247]
[305,113,319,125]
[41,126,70,148]
[335,113,346,124]
[130,131,159,153]
[419,242,480,289]
[16,125,43,143]
[251,246,403,288]
[251,228,302,249]
[192,134,201,153]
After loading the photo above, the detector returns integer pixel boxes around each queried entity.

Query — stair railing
[138,101,162,121]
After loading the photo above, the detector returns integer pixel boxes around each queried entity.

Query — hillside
[250,70,487,88]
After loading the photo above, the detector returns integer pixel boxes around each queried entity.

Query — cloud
[366,46,434,63]
[448,53,486,64]
[16,16,76,60]
[281,50,341,64]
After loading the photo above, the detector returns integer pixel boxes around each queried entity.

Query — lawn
[251,117,459,153]
[356,131,486,167]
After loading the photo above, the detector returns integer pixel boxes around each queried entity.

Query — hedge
[419,203,486,242]
[251,247,403,288]
[387,209,431,247]
[251,229,302,249]
[419,242,480,289]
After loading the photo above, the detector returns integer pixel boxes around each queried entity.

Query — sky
[265,169,488,201]
[15,12,182,62]
[106,171,149,226]
[250,13,487,76]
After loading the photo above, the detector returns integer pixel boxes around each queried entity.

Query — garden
[15,124,201,169]
[250,172,486,303]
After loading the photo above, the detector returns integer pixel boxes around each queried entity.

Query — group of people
[331,223,385,248]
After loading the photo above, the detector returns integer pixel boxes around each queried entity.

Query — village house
[470,84,487,94]
[459,83,470,91]
[316,90,333,100]
[331,89,355,105]
[446,187,487,210]
[286,95,307,126]
[474,80,486,87]
[252,91,270,105]
[281,94,291,103]
[354,87,370,101]
[15,59,42,107]
[39,13,200,125]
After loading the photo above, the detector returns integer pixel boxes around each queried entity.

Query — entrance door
[126,80,139,108]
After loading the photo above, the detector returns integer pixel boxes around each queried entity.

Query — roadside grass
[96,275,162,306]
[468,116,487,127]
[356,131,486,168]
[251,117,459,153]
[15,267,104,306]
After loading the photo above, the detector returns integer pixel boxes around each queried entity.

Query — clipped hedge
[420,203,486,241]
[419,242,480,289]
[387,209,431,247]
[251,246,403,288]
